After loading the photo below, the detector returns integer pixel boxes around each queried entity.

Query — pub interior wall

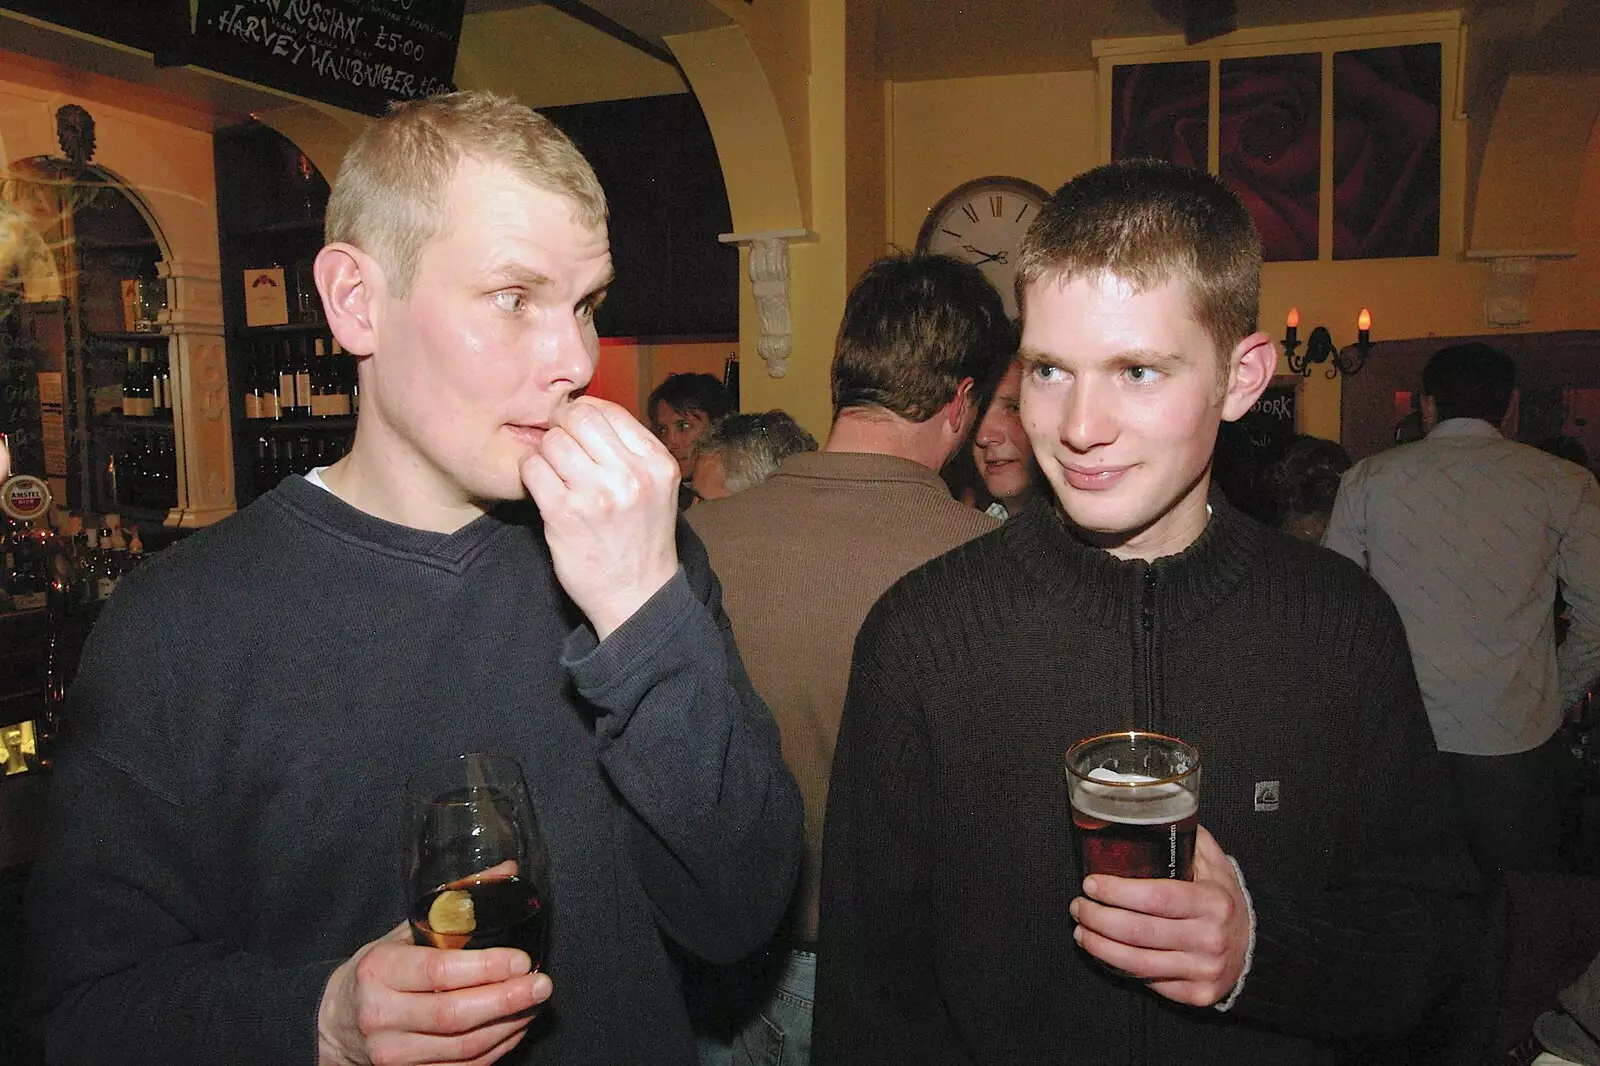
[886,66,1600,443]
[0,62,219,286]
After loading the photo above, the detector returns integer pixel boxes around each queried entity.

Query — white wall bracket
[1463,248,1577,328]
[718,228,816,379]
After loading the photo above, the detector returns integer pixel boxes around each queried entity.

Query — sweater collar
[1427,417,1502,441]
[263,473,525,570]
[777,450,950,491]
[1000,487,1266,631]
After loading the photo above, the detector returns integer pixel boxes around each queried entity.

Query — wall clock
[915,175,1052,319]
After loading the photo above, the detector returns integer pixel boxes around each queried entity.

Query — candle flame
[1286,307,1300,329]
[1358,308,1372,332]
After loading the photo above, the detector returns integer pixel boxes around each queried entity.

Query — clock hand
[961,244,1010,266]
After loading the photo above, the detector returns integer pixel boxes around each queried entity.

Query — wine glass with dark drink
[405,753,550,970]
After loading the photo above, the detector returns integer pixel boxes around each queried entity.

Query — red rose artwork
[1219,54,1321,262]
[1112,61,1209,170]
[1333,44,1441,260]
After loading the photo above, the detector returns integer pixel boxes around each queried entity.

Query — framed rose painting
[1110,42,1442,263]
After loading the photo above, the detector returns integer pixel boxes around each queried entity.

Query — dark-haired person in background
[688,254,1010,1065]
[1326,342,1600,876]
[649,373,735,510]
[1261,434,1351,543]
[971,357,1041,520]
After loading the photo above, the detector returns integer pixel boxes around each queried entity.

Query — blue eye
[1126,366,1161,384]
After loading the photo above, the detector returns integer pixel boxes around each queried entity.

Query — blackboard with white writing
[189,0,464,116]
[1235,382,1300,450]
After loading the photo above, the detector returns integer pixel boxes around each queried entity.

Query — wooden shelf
[240,416,355,431]
[223,218,325,239]
[87,331,168,343]
[75,238,161,252]
[235,322,329,335]
[93,412,175,430]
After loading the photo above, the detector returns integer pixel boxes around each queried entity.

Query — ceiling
[461,0,1600,99]
[877,0,1459,80]
[6,0,1598,131]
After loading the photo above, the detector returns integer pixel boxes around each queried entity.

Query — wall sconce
[1283,308,1373,378]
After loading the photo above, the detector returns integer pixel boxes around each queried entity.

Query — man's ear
[1219,332,1277,423]
[1421,395,1439,432]
[946,377,976,433]
[315,242,382,357]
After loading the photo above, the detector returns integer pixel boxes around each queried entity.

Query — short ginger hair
[1016,159,1260,372]
[325,90,607,298]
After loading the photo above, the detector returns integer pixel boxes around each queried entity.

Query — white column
[158,258,235,528]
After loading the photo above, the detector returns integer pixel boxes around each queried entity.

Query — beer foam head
[1070,766,1197,824]
[1086,768,1155,784]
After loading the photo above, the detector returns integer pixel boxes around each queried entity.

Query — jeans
[694,949,815,1066]
[1445,729,1576,877]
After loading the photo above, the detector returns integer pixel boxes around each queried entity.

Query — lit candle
[1357,307,1371,345]
[1285,307,1300,344]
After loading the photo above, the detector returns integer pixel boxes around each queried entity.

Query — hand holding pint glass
[1065,731,1200,881]
[1064,732,1250,1006]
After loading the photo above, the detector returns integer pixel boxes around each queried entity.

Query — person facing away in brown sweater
[686,253,1014,1065]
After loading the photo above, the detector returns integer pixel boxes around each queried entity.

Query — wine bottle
[327,337,352,416]
[155,348,172,420]
[262,342,282,420]
[294,338,313,419]
[144,347,164,416]
[122,346,150,417]
[244,338,264,421]
[310,338,329,417]
[277,340,298,420]
[254,434,275,493]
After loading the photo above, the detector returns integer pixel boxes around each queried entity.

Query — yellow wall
[888,71,1100,250]
[585,338,738,421]
[887,59,1600,442]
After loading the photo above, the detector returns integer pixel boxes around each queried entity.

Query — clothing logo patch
[1253,781,1280,812]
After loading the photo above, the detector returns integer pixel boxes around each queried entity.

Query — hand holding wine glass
[407,754,551,964]
[312,754,555,1066]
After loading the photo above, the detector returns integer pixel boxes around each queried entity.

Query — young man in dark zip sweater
[813,160,1480,1065]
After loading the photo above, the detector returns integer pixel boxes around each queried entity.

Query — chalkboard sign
[188,0,464,117]
[1235,381,1300,451]
[0,0,188,57]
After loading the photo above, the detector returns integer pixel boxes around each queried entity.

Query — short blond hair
[325,90,607,298]
[1016,160,1259,378]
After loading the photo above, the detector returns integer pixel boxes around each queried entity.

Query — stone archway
[0,89,233,524]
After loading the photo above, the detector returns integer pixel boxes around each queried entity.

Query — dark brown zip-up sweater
[815,496,1480,1065]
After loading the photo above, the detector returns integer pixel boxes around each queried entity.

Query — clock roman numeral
[941,228,963,239]
[990,195,1004,218]
[961,202,980,224]
[1015,203,1032,224]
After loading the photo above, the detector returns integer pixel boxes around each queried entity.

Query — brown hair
[325,90,607,298]
[1016,159,1260,372]
[831,254,1014,422]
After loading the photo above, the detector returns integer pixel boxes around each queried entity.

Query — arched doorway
[1,156,177,524]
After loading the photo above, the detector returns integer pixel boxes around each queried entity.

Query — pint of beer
[1065,732,1200,881]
